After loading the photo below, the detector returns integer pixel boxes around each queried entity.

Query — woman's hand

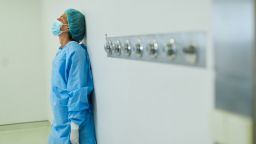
[70,122,79,144]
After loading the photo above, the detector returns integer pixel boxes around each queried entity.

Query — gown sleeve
[66,48,93,126]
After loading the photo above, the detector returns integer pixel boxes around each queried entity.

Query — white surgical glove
[70,122,79,144]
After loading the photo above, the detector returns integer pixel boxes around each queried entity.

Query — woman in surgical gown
[48,9,96,144]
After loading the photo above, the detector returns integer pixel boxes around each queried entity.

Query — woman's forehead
[60,14,67,19]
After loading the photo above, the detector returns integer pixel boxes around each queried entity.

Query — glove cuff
[71,122,79,130]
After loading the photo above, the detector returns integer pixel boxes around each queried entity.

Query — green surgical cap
[65,9,86,42]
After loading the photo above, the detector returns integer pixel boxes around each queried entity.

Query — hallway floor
[0,121,50,144]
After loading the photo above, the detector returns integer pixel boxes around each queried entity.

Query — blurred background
[0,0,254,144]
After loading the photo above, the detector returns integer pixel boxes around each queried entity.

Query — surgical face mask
[52,20,68,36]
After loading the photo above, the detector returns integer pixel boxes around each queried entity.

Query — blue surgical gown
[48,41,96,144]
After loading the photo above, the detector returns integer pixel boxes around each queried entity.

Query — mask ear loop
[59,24,69,35]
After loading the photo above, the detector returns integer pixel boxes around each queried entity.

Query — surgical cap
[65,9,86,42]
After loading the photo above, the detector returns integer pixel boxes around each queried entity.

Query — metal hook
[105,34,108,40]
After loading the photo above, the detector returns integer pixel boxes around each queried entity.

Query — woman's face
[57,14,69,32]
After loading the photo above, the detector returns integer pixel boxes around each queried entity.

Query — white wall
[0,0,48,124]
[42,0,214,144]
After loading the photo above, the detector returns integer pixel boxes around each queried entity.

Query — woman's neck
[59,33,71,48]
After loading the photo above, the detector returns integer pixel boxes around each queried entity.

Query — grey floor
[0,121,50,144]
